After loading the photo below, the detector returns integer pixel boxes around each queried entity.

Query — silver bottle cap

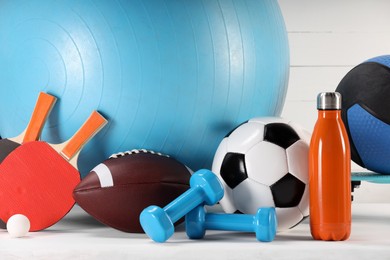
[317,92,342,110]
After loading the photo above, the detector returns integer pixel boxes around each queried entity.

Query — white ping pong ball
[7,214,30,238]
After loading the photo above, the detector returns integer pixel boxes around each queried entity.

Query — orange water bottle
[309,92,351,241]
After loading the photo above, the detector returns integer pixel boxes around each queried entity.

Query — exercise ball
[336,55,390,174]
[0,0,289,177]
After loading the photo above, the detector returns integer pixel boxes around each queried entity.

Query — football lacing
[109,149,169,159]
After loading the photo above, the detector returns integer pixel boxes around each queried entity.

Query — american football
[73,149,192,233]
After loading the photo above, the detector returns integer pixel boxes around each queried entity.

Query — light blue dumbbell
[140,169,224,243]
[186,205,277,242]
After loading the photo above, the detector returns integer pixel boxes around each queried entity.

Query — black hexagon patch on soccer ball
[270,173,305,208]
[264,123,300,149]
[220,153,248,189]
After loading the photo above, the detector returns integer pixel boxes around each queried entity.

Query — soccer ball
[212,117,310,231]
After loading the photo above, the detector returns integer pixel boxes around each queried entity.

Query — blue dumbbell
[186,205,277,242]
[140,169,224,243]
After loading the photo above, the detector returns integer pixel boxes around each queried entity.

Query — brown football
[73,150,192,233]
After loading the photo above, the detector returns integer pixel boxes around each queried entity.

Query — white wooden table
[1,204,389,259]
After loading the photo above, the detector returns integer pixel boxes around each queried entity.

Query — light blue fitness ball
[0,0,289,177]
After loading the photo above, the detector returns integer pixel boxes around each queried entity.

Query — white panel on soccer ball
[227,122,265,153]
[218,183,237,213]
[249,117,288,125]
[298,185,310,217]
[245,141,288,186]
[276,207,304,231]
[232,179,274,214]
[286,140,309,183]
[212,138,228,174]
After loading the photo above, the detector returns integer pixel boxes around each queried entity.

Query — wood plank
[289,32,390,66]
[278,0,390,33]
[285,66,351,101]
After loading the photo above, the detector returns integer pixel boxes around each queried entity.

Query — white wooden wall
[278,0,390,202]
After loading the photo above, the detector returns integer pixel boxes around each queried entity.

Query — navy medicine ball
[336,55,390,174]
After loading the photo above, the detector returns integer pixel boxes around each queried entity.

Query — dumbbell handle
[203,213,256,232]
[186,206,277,242]
[165,188,205,223]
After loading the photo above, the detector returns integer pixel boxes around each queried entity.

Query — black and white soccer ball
[212,117,310,231]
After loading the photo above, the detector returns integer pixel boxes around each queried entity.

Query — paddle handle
[60,111,107,161]
[11,92,57,144]
[23,92,57,143]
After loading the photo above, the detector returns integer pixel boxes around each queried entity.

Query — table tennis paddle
[0,92,57,163]
[0,111,107,231]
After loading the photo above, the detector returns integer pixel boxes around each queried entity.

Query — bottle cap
[317,92,342,110]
